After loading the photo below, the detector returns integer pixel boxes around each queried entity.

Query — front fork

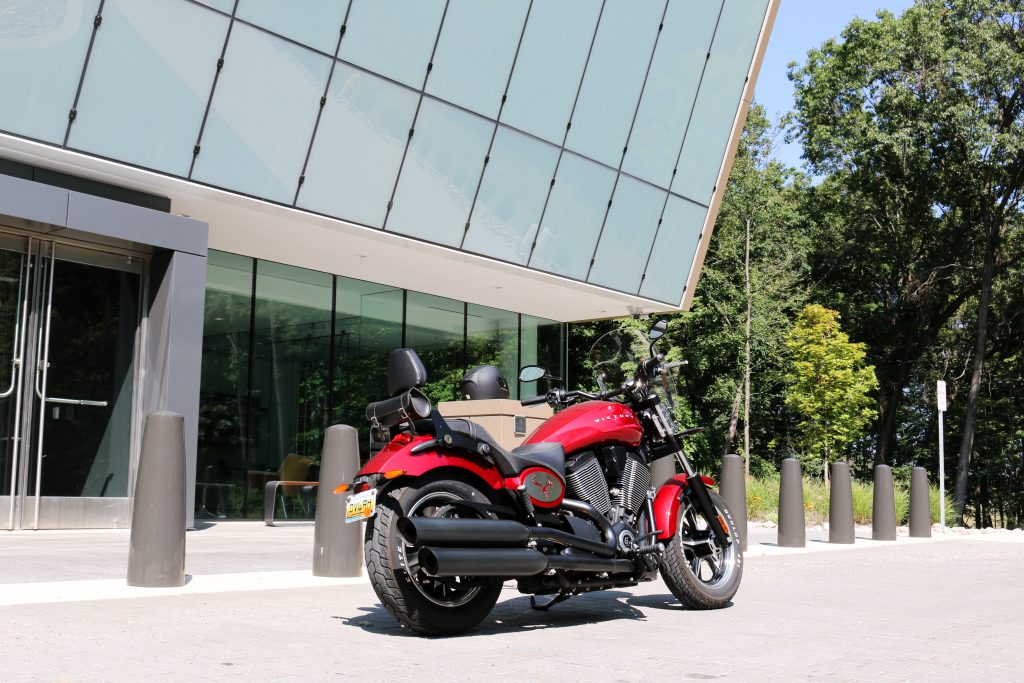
[665,434,731,547]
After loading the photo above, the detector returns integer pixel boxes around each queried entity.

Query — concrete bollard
[650,455,676,490]
[872,464,897,541]
[777,458,805,548]
[909,466,931,538]
[127,412,186,587]
[313,425,363,577]
[719,454,747,551]
[828,461,855,544]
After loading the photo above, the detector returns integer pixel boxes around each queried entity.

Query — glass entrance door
[1,233,143,530]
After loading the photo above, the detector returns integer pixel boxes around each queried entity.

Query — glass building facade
[197,250,565,519]
[0,0,771,308]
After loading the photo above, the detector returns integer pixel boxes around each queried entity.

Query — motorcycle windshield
[588,327,649,392]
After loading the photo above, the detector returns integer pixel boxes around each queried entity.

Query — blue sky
[753,0,914,170]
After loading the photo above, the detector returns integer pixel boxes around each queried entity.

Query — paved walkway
[1,523,1022,681]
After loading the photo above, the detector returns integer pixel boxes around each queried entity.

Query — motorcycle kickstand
[530,592,572,611]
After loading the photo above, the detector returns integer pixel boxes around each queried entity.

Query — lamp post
[937,380,947,533]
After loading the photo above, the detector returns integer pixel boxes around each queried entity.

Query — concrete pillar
[650,456,676,490]
[127,412,186,587]
[719,454,747,551]
[777,458,805,548]
[313,425,363,577]
[828,461,855,544]
[872,464,897,541]
[909,466,931,538]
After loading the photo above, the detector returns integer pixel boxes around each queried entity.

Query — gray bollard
[909,466,931,538]
[313,424,363,577]
[719,454,747,551]
[872,464,897,541]
[828,461,855,544]
[127,412,186,587]
[777,458,805,548]
[650,455,676,490]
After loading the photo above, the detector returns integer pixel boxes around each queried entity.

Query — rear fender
[356,433,505,490]
[653,473,716,542]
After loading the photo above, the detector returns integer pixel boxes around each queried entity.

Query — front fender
[653,473,716,542]
[357,433,505,489]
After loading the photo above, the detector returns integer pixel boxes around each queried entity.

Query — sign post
[937,380,947,533]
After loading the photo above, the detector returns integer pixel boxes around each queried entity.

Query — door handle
[46,397,108,407]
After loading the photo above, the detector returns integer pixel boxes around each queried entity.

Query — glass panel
[194,0,234,14]
[588,176,666,292]
[386,98,492,246]
[197,251,252,519]
[0,0,100,143]
[332,277,403,461]
[340,0,445,88]
[39,255,140,498]
[67,0,228,176]
[426,0,529,119]
[191,23,332,204]
[235,0,347,54]
[563,0,663,168]
[530,152,616,280]
[501,0,601,145]
[466,304,518,400]
[622,0,722,188]
[248,261,333,520]
[672,0,769,204]
[0,239,26,507]
[405,292,464,403]
[519,315,565,400]
[297,65,418,228]
[463,126,558,264]
[639,194,707,304]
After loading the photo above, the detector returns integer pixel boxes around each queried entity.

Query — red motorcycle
[337,319,741,635]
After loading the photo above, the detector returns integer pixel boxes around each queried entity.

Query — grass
[741,475,956,526]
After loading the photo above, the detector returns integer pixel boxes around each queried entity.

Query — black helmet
[461,365,510,400]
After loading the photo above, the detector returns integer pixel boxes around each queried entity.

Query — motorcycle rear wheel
[364,472,503,636]
[660,489,743,609]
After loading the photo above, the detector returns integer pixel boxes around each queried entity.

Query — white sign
[937,380,947,412]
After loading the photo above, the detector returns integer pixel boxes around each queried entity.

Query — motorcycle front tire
[364,472,503,636]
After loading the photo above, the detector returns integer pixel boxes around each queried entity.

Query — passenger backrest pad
[387,347,428,397]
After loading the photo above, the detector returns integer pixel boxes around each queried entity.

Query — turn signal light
[333,483,350,494]
[383,469,407,480]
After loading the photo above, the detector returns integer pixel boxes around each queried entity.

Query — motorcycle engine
[611,451,651,518]
[564,451,612,515]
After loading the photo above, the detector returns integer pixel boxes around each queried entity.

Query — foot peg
[530,592,571,611]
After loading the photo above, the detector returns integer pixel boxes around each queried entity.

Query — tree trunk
[875,372,907,466]
[954,222,999,524]
[722,380,743,460]
[744,218,752,475]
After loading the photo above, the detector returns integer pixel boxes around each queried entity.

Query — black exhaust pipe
[399,516,617,557]
[419,547,636,578]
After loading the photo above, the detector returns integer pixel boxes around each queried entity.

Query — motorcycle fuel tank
[523,401,643,453]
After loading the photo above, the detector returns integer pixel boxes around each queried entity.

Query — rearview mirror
[518,365,546,383]
[649,318,669,341]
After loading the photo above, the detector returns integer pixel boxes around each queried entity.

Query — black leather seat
[440,419,565,481]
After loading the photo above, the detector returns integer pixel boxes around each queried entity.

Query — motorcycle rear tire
[364,472,503,636]
[660,489,743,609]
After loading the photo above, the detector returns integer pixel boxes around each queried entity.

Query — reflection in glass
[467,305,519,399]
[0,0,100,143]
[386,98,492,246]
[520,315,565,399]
[340,0,445,88]
[427,0,530,119]
[622,0,722,188]
[501,0,602,145]
[332,277,403,461]
[588,177,666,292]
[0,243,23,503]
[672,0,769,204]
[405,292,464,403]
[463,126,558,264]
[235,0,347,54]
[198,252,253,519]
[564,0,664,168]
[639,194,707,304]
[191,24,331,204]
[69,0,228,176]
[297,66,418,228]
[530,152,616,280]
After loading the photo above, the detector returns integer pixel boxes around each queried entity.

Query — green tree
[784,305,879,480]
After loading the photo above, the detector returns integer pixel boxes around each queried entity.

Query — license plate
[345,488,377,523]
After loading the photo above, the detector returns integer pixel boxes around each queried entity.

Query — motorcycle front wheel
[660,489,743,609]
[364,472,503,636]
